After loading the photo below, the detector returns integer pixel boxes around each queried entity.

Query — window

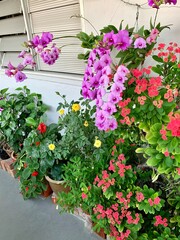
[0,0,28,67]
[0,0,84,75]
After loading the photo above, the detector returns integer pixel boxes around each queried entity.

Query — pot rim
[45,175,65,184]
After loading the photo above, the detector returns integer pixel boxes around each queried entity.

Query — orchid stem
[153,8,159,27]
[59,43,80,49]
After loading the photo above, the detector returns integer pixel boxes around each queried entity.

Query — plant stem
[153,8,159,27]
[53,35,77,40]
[71,14,99,35]
[60,43,80,49]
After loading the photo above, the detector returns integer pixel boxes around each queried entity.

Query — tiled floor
[0,170,101,240]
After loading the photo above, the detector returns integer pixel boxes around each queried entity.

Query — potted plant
[3,0,179,238]
[0,86,48,155]
[87,140,179,239]
[14,121,62,199]
[46,94,115,197]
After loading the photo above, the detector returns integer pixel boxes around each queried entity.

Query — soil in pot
[0,148,10,160]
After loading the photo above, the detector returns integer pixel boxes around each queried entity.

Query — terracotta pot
[42,183,53,197]
[92,223,106,239]
[10,151,18,163]
[45,175,70,196]
[3,144,13,157]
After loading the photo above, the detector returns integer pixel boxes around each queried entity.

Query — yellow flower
[94,138,102,148]
[72,103,81,112]
[84,121,88,127]
[48,144,55,151]
[58,109,65,115]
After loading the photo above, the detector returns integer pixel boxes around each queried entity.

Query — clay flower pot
[41,182,53,198]
[45,175,70,196]
[3,144,13,157]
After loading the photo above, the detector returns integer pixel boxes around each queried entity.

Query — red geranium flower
[37,122,47,133]
[32,171,38,177]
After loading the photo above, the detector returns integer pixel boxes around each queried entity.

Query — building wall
[83,0,180,43]
[0,0,179,123]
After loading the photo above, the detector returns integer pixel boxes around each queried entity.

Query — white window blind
[0,0,28,67]
[27,0,85,74]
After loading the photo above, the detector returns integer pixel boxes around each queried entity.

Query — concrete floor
[0,169,102,240]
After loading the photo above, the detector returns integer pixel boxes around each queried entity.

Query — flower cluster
[5,32,60,81]
[148,0,177,8]
[81,24,164,131]
[154,215,168,227]
[167,112,180,137]
[91,140,167,239]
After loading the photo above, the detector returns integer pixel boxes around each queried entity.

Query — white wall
[0,0,179,124]
[0,70,82,124]
[83,0,180,43]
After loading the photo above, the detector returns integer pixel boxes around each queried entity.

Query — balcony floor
[0,169,101,240]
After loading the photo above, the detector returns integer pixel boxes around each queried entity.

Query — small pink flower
[81,193,87,199]
[164,150,169,157]
[136,192,145,202]
[177,168,180,175]
[148,198,154,206]
[154,197,161,205]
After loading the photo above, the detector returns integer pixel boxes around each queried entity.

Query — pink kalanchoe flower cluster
[136,192,145,202]
[154,215,168,227]
[110,225,131,240]
[94,170,115,192]
[167,113,180,137]
[148,197,161,206]
[160,126,167,140]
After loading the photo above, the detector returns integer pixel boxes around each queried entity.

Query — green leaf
[136,148,145,154]
[100,25,118,34]
[147,157,161,166]
[146,135,158,144]
[145,148,157,156]
[168,137,178,152]
[150,123,162,133]
[164,157,173,167]
[137,26,144,36]
[152,66,162,75]
[152,55,164,63]
[26,103,35,110]
[119,20,124,30]
[26,117,37,127]
[22,168,31,179]
[0,88,9,94]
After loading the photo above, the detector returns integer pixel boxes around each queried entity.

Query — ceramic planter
[45,175,70,196]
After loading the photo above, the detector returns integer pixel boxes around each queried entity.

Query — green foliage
[56,94,114,162]
[0,86,48,153]
[14,122,61,199]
